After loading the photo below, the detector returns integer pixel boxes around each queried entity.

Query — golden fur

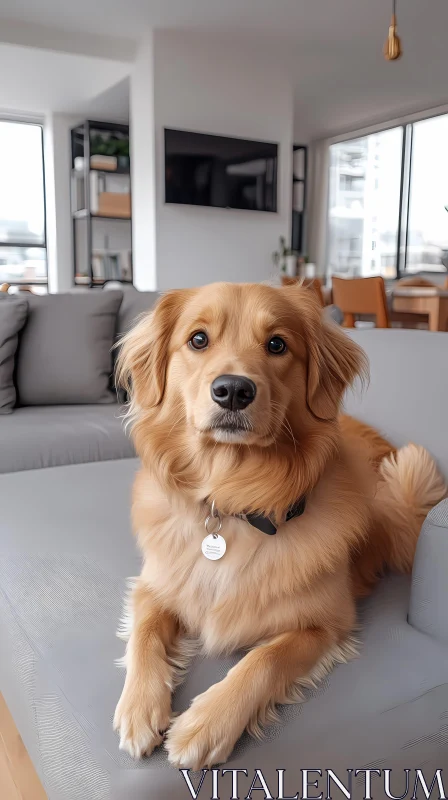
[113,282,446,768]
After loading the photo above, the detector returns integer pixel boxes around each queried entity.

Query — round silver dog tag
[201,533,227,561]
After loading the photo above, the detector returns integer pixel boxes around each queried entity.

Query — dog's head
[117,282,367,452]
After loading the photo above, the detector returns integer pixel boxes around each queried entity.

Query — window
[406,115,448,273]
[0,120,46,286]
[328,128,403,278]
[339,175,365,192]
[326,111,448,279]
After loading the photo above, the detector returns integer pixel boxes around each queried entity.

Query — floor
[0,694,46,800]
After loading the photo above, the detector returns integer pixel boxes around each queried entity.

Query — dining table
[391,286,448,332]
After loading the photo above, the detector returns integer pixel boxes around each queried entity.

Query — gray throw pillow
[113,287,159,403]
[16,291,123,406]
[0,296,28,413]
[116,286,160,338]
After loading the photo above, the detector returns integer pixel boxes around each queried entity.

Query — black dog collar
[206,496,307,537]
[243,496,307,535]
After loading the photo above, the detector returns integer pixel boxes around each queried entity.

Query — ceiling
[0,0,437,43]
[0,43,130,119]
[0,0,447,138]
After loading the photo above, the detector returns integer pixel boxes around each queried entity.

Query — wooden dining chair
[331,276,390,328]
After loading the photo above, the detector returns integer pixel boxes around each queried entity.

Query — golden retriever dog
[113,282,445,769]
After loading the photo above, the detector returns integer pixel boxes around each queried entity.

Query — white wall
[130,32,157,290]
[153,31,294,289]
[306,139,329,277]
[44,113,76,292]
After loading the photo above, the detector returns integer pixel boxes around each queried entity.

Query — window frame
[0,116,47,287]
[322,103,448,281]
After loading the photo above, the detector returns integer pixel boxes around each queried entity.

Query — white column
[129,31,157,291]
[307,140,330,278]
[43,113,73,292]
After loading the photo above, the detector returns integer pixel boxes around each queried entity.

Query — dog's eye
[189,331,209,350]
[267,336,287,355]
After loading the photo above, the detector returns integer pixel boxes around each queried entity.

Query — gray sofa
[1,323,448,800]
[0,288,158,473]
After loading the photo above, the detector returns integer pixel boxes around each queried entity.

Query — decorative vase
[118,155,130,172]
[285,255,297,277]
[305,262,316,279]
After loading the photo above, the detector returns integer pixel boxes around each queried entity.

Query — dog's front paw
[113,681,171,759]
[165,686,240,769]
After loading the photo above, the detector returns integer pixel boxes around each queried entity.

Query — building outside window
[326,112,448,279]
[327,128,402,279]
[0,120,47,288]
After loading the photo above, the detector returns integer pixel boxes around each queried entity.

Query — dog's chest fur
[133,469,361,655]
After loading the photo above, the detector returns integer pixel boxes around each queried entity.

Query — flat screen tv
[164,129,278,212]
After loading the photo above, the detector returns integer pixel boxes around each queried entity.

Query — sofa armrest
[408,498,448,641]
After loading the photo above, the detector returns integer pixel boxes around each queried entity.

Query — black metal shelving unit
[70,120,133,288]
[291,144,308,255]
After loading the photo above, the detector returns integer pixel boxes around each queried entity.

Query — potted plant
[272,236,298,277]
[116,139,130,171]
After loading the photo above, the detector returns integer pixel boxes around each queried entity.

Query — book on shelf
[89,172,106,215]
[91,252,105,280]
[90,155,117,171]
[90,171,131,217]
[91,250,132,281]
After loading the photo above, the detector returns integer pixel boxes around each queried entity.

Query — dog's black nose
[211,375,257,410]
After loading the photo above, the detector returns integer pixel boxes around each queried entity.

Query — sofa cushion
[344,329,448,477]
[114,288,160,402]
[1,459,448,799]
[116,287,159,338]
[16,291,122,406]
[0,405,134,473]
[409,498,448,642]
[0,295,28,414]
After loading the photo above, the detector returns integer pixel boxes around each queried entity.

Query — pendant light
[384,0,402,61]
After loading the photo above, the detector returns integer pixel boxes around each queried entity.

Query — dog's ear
[306,314,368,420]
[116,289,192,408]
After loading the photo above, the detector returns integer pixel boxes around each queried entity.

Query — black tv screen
[164,129,278,212]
